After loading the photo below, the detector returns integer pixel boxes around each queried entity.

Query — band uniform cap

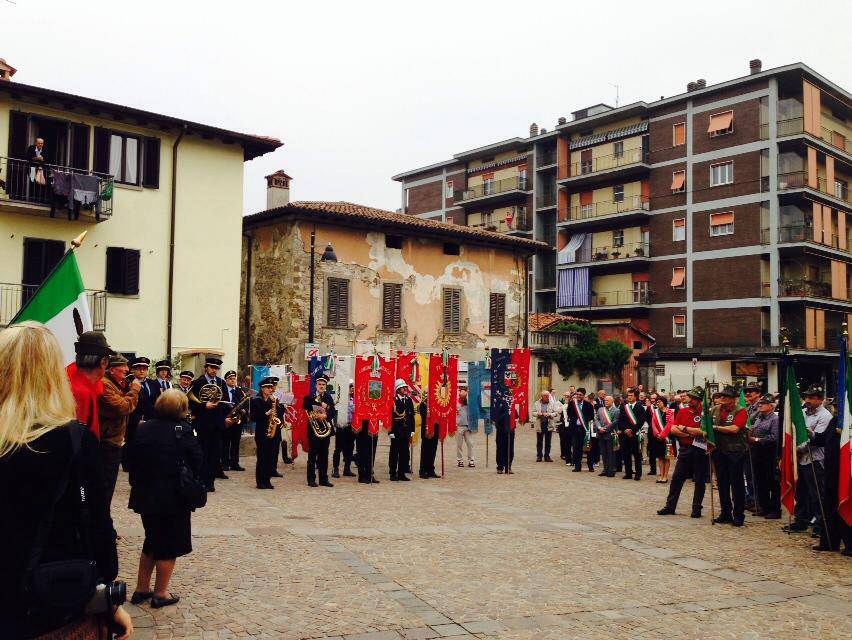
[205,357,223,368]
[758,394,775,405]
[718,385,738,398]
[686,386,705,401]
[394,378,409,392]
[743,383,762,394]
[224,370,237,379]
[802,384,825,398]
[130,356,151,368]
[74,331,114,357]
[108,354,128,368]
[259,376,279,388]
[179,370,194,380]
[155,359,172,371]
[315,374,330,383]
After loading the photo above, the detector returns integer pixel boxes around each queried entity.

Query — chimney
[265,170,291,209]
[0,59,17,82]
[557,116,567,125]
[540,128,547,134]
[529,122,538,137]
[687,82,697,92]
[750,59,762,75]
[696,79,707,89]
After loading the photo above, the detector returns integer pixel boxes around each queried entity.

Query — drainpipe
[242,230,253,369]
[166,124,187,358]
[523,254,530,348]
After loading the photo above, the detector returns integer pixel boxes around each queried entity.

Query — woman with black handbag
[127,389,203,609]
[0,321,133,639]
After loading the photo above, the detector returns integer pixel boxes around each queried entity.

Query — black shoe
[427,472,440,479]
[389,475,399,482]
[282,457,293,464]
[419,473,429,479]
[216,472,229,480]
[308,481,318,487]
[606,473,616,477]
[572,468,582,473]
[544,456,553,462]
[332,470,340,478]
[622,475,632,480]
[319,479,334,487]
[343,469,356,477]
[221,464,230,472]
[812,544,833,552]
[536,457,542,462]
[398,475,411,481]
[131,591,153,605]
[731,518,745,527]
[598,471,608,476]
[691,509,702,519]
[232,464,245,471]
[271,471,284,478]
[842,548,852,557]
[206,484,215,492]
[370,477,380,484]
[763,512,781,520]
[358,478,371,484]
[657,507,676,516]
[648,471,657,476]
[587,466,595,472]
[634,476,642,481]
[713,514,734,525]
[150,594,180,609]
[783,523,808,533]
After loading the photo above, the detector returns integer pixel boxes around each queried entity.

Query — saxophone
[309,395,333,438]
[266,396,282,438]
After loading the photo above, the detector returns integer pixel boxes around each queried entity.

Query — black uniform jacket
[617,401,648,434]
[189,376,229,432]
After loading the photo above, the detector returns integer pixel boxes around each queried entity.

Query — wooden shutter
[93,128,111,174]
[489,293,506,334]
[142,137,160,188]
[124,249,141,295]
[70,124,90,170]
[8,111,28,159]
[327,278,349,328]
[105,247,124,294]
[22,239,64,286]
[382,283,402,330]
[443,288,461,333]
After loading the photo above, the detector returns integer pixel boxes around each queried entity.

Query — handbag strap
[25,424,84,572]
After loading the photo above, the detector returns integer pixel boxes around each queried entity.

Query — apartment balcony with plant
[772,148,852,207]
[467,206,532,234]
[781,308,846,352]
[779,256,852,304]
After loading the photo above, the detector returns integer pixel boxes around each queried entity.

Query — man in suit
[417,386,439,479]
[122,356,161,472]
[565,388,597,472]
[617,387,647,481]
[153,359,173,393]
[26,138,47,173]
[388,379,414,482]
[188,357,229,492]
[220,370,247,472]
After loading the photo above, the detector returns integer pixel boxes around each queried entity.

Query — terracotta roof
[244,201,547,252]
[529,313,588,331]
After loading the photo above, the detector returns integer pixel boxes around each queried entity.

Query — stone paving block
[460,620,505,634]
[415,612,453,626]
[344,632,403,640]
[706,568,761,583]
[375,582,403,591]
[400,629,440,640]
[677,602,707,612]
[429,623,469,637]
[634,546,684,559]
[791,594,852,616]
[694,596,747,611]
[499,617,538,630]
[619,606,659,619]
[748,593,789,604]
[669,556,720,571]
[749,580,813,598]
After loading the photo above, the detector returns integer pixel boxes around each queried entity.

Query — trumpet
[266,396,282,438]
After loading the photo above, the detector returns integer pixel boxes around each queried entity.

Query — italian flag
[780,364,808,517]
[839,338,852,526]
[12,250,92,367]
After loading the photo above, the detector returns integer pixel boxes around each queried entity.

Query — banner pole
[709,452,716,525]
[441,438,445,478]
[807,443,832,549]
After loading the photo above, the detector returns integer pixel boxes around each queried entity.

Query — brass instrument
[188,383,223,406]
[226,394,251,426]
[308,395,333,438]
[266,396,282,438]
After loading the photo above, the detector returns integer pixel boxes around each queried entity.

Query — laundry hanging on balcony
[557,233,587,265]
[557,267,590,308]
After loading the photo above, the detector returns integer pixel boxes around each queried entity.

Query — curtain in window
[557,267,590,307]
[109,135,122,178]
[557,232,587,265]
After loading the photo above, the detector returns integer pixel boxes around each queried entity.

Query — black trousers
[751,445,780,514]
[99,441,123,523]
[599,435,616,475]
[198,424,223,489]
[307,433,331,483]
[255,433,279,486]
[557,426,571,460]
[712,449,746,519]
[619,432,642,478]
[355,423,378,481]
[388,425,410,478]
[664,446,708,512]
[221,424,242,468]
[495,413,515,471]
[794,461,825,529]
[333,426,355,471]
[536,428,552,458]
[419,428,439,476]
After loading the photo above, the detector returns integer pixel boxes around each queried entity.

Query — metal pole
[709,453,716,524]
[806,442,832,549]
[308,229,316,344]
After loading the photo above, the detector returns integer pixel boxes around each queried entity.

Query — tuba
[266,396,282,438]
[308,395,333,438]
[188,383,223,405]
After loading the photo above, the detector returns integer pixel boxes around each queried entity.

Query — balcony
[536,150,557,169]
[537,191,556,208]
[776,171,851,206]
[0,283,107,329]
[566,241,650,270]
[530,331,578,348]
[778,278,852,307]
[468,208,532,234]
[763,116,852,156]
[559,148,650,187]
[562,195,650,229]
[0,157,114,221]
[558,288,650,312]
[456,175,530,207]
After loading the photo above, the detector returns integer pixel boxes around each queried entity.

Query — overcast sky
[3,0,850,214]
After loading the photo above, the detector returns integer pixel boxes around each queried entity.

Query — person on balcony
[26,138,47,180]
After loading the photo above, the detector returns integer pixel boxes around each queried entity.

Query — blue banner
[250,364,271,392]
[309,356,327,397]
[467,361,491,434]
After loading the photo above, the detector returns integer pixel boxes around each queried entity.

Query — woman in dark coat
[128,389,203,609]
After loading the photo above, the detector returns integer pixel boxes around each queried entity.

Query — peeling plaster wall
[240,220,527,372]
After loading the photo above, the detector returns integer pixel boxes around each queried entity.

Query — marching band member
[221,370,247,472]
[123,356,160,472]
[154,359,173,393]
[303,374,335,488]
[250,376,284,489]
[389,379,414,481]
[176,370,194,394]
[188,357,229,492]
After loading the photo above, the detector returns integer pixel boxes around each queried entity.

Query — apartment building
[0,62,281,371]
[393,60,852,393]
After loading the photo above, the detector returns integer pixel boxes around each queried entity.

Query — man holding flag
[832,334,852,554]
[709,385,749,526]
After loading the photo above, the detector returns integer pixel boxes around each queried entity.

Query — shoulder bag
[174,423,207,510]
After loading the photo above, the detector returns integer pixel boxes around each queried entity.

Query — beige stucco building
[0,70,280,372]
[240,183,543,372]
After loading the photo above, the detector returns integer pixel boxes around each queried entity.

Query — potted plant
[633,246,645,256]
[611,249,621,259]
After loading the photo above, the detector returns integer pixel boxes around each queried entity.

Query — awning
[673,122,686,146]
[710,212,734,226]
[673,218,685,228]
[671,267,685,287]
[671,172,685,190]
[707,111,733,134]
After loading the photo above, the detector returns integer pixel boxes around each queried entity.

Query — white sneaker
[468,460,475,468]
[457,460,464,467]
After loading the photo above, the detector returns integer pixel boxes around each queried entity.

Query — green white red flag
[780,364,809,517]
[838,337,852,525]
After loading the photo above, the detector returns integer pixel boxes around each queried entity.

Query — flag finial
[71,231,88,249]
[843,322,848,339]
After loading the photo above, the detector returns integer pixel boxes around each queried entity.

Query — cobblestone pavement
[112,428,852,640]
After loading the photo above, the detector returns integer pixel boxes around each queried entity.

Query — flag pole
[807,441,832,549]
[441,438,445,478]
[705,381,716,525]
[486,423,489,469]
[780,327,793,535]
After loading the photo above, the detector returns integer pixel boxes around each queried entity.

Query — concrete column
[768,77,780,347]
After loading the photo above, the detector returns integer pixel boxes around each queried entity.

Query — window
[671,266,686,289]
[708,110,734,137]
[633,280,649,303]
[710,161,734,186]
[445,179,454,199]
[710,211,735,236]
[489,292,506,334]
[443,242,460,256]
[326,278,350,328]
[836,179,849,201]
[483,173,495,195]
[580,149,593,174]
[141,137,160,188]
[442,288,461,333]
[22,238,65,303]
[537,361,552,378]
[613,141,624,158]
[673,122,686,147]
[632,340,643,350]
[579,191,593,217]
[385,234,403,249]
[673,314,686,338]
[613,184,624,203]
[612,229,624,248]
[671,170,686,193]
[105,247,141,295]
[673,218,686,241]
[518,166,528,190]
[381,283,402,331]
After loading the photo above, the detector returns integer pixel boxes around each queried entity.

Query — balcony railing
[777,171,851,204]
[591,289,650,307]
[0,283,107,329]
[784,326,844,351]
[458,175,529,202]
[777,224,844,249]
[765,115,852,154]
[570,149,649,177]
[568,195,649,221]
[469,209,532,234]
[537,191,556,208]
[537,150,557,167]
[575,241,650,264]
[530,331,577,348]
[779,278,852,301]
[0,157,114,220]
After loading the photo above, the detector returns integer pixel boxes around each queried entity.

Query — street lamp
[308,229,337,344]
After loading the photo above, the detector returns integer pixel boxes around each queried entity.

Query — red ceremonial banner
[290,374,311,456]
[353,355,395,435]
[395,351,422,388]
[427,353,459,440]
[509,348,530,428]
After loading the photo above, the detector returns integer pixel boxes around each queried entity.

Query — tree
[547,323,632,383]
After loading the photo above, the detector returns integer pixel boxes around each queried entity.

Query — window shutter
[489,293,506,334]
[442,289,452,332]
[71,124,90,170]
[124,249,140,295]
[443,288,461,333]
[105,247,123,293]
[339,279,349,327]
[327,279,339,326]
[9,112,28,159]
[382,283,402,330]
[327,278,349,328]
[142,137,160,188]
[22,239,45,286]
[93,128,111,174]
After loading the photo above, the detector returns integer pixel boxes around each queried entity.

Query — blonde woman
[0,322,133,639]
